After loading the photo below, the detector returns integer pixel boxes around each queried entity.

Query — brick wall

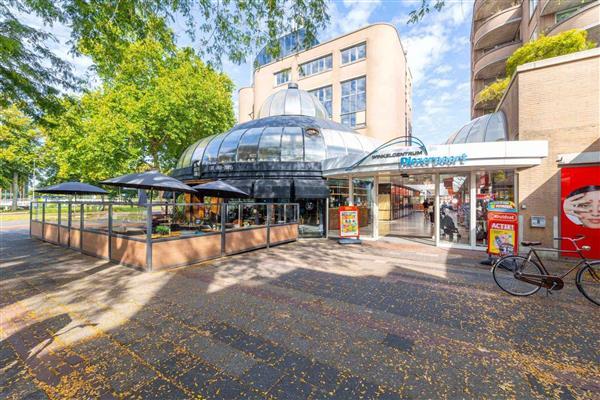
[501,50,600,248]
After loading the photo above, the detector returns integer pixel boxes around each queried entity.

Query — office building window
[299,55,332,77]
[529,0,538,18]
[309,86,332,117]
[274,69,291,86]
[341,77,366,127]
[341,43,366,65]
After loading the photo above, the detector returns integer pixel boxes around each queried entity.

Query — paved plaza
[1,227,599,399]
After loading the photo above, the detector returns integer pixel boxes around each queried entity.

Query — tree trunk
[11,171,18,211]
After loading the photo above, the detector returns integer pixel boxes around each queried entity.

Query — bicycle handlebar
[553,235,587,251]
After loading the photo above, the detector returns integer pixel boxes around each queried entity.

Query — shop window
[327,179,350,238]
[439,174,471,245]
[476,170,515,247]
[341,77,366,128]
[274,69,291,86]
[352,177,375,237]
[309,85,332,117]
[341,43,366,65]
[299,55,332,77]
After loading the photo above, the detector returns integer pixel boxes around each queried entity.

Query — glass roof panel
[189,136,214,165]
[452,122,474,144]
[237,127,264,162]
[342,132,364,155]
[323,129,347,158]
[304,129,326,161]
[284,89,301,115]
[269,91,287,116]
[280,127,304,161]
[465,114,489,143]
[218,129,247,162]
[484,112,507,141]
[258,127,283,161]
[201,134,226,165]
[299,90,316,116]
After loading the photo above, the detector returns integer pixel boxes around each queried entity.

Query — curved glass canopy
[176,115,378,169]
[258,83,329,120]
[446,111,508,144]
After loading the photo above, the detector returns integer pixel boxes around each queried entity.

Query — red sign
[560,166,600,258]
[487,201,518,256]
[339,206,359,238]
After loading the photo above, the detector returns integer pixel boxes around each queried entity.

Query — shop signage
[399,154,468,168]
[487,201,518,256]
[339,206,359,238]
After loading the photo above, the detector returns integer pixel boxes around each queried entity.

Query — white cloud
[429,78,454,88]
[434,64,453,74]
[322,0,381,39]
[400,2,472,85]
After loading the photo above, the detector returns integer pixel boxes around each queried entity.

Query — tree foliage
[0,105,42,188]
[407,0,445,24]
[45,39,235,183]
[478,29,596,111]
[1,1,329,118]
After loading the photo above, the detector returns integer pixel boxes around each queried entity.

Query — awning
[222,180,254,197]
[293,179,330,199]
[254,179,291,199]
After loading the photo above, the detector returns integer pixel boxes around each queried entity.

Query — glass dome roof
[258,83,329,119]
[445,111,508,144]
[176,115,378,169]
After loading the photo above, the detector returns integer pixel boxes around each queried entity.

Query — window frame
[274,68,291,87]
[340,42,367,66]
[299,54,333,78]
[340,76,367,128]
[308,85,333,118]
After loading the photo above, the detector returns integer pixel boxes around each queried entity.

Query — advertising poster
[339,206,359,238]
[560,166,600,258]
[487,201,518,256]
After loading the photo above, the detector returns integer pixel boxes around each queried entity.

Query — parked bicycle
[492,235,599,306]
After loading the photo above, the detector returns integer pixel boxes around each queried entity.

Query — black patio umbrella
[36,181,108,195]
[192,180,250,199]
[101,171,196,193]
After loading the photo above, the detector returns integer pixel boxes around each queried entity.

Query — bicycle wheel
[576,261,600,306]
[492,256,543,296]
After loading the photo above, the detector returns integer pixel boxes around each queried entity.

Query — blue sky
[18,0,474,145]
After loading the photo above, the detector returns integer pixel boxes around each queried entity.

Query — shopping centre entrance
[378,174,435,243]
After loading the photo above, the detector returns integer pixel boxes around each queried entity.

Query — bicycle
[492,235,600,306]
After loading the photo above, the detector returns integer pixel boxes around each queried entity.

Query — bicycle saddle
[521,241,541,246]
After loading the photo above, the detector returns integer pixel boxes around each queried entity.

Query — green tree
[1,1,329,117]
[45,39,235,182]
[0,105,42,209]
[478,29,596,109]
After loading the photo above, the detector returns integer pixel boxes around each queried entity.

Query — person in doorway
[423,199,430,222]
[429,202,435,224]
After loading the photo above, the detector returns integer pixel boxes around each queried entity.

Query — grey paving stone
[243,363,284,392]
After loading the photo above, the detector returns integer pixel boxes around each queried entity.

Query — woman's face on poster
[564,189,600,229]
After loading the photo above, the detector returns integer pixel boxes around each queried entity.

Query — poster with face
[561,166,600,258]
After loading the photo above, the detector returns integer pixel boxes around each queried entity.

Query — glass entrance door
[378,174,435,241]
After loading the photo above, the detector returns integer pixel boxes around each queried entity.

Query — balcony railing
[473,41,522,80]
[474,0,521,22]
[473,5,522,50]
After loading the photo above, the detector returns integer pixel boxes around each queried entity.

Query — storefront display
[486,201,518,256]
[561,166,600,259]
[339,206,359,238]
